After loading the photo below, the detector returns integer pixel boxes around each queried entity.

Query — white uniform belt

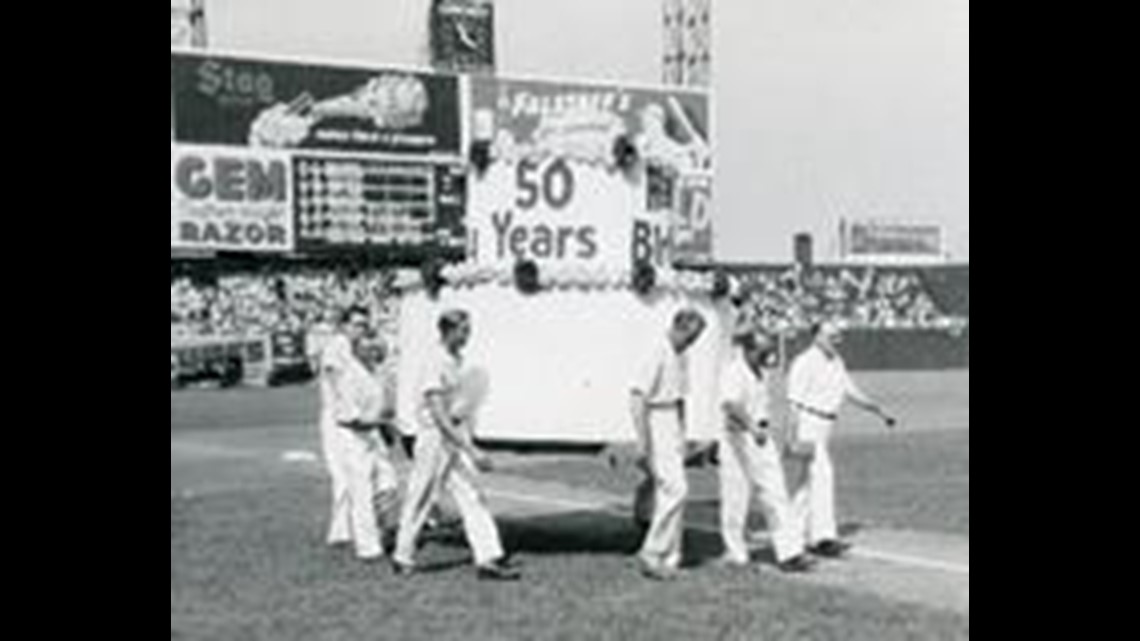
[793,402,839,422]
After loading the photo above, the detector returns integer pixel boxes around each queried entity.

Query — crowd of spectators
[171,264,969,345]
[730,265,968,333]
[170,268,399,343]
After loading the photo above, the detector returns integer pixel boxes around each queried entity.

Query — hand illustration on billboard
[249,93,318,148]
[311,75,430,129]
[248,75,431,149]
[636,97,711,174]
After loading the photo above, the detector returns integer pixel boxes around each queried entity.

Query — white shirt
[787,345,857,417]
[718,354,772,428]
[417,345,464,432]
[307,323,337,407]
[634,339,690,405]
[323,334,385,425]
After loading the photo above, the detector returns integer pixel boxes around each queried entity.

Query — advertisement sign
[171,338,268,368]
[467,77,712,273]
[170,52,462,157]
[673,174,713,265]
[171,144,295,253]
[171,335,272,387]
[841,220,946,264]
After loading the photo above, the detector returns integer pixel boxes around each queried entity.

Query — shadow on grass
[419,498,870,571]
[420,503,726,569]
[380,495,871,575]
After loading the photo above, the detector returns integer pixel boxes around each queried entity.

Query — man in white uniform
[307,309,351,549]
[392,310,520,581]
[631,309,707,581]
[786,321,898,559]
[321,306,399,562]
[717,331,815,573]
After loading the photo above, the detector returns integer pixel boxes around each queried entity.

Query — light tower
[663,0,711,88]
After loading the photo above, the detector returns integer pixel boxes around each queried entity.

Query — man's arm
[630,391,652,469]
[630,350,662,464]
[786,357,808,407]
[426,391,492,470]
[726,400,774,443]
[305,334,324,374]
[845,373,898,428]
[722,400,754,432]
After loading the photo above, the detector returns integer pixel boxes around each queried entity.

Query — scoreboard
[294,156,467,259]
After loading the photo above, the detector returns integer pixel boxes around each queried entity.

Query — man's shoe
[638,558,680,582]
[391,559,417,578]
[777,555,817,574]
[477,561,522,582]
[809,540,853,559]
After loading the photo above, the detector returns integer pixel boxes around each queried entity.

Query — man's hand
[784,432,817,460]
[851,390,899,431]
[873,407,899,430]
[727,414,751,434]
[338,419,367,432]
[724,403,755,435]
[752,420,772,447]
[471,450,495,473]
[634,454,653,478]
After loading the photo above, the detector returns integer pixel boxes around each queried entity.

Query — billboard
[841,220,946,264]
[674,174,713,265]
[467,76,713,273]
[171,144,295,253]
[170,52,463,157]
[170,51,470,260]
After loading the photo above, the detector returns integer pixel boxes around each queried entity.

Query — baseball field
[171,370,969,640]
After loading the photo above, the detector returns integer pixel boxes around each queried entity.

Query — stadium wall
[784,327,969,372]
[921,265,970,317]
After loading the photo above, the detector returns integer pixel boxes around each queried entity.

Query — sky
[196,0,970,263]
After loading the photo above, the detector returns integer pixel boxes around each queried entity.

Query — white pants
[320,411,351,546]
[719,430,804,564]
[638,409,688,570]
[787,412,839,546]
[322,411,398,560]
[394,429,505,567]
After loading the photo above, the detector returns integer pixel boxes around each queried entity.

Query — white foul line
[850,548,970,577]
[487,487,970,577]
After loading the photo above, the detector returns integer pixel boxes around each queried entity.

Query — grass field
[172,371,969,640]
